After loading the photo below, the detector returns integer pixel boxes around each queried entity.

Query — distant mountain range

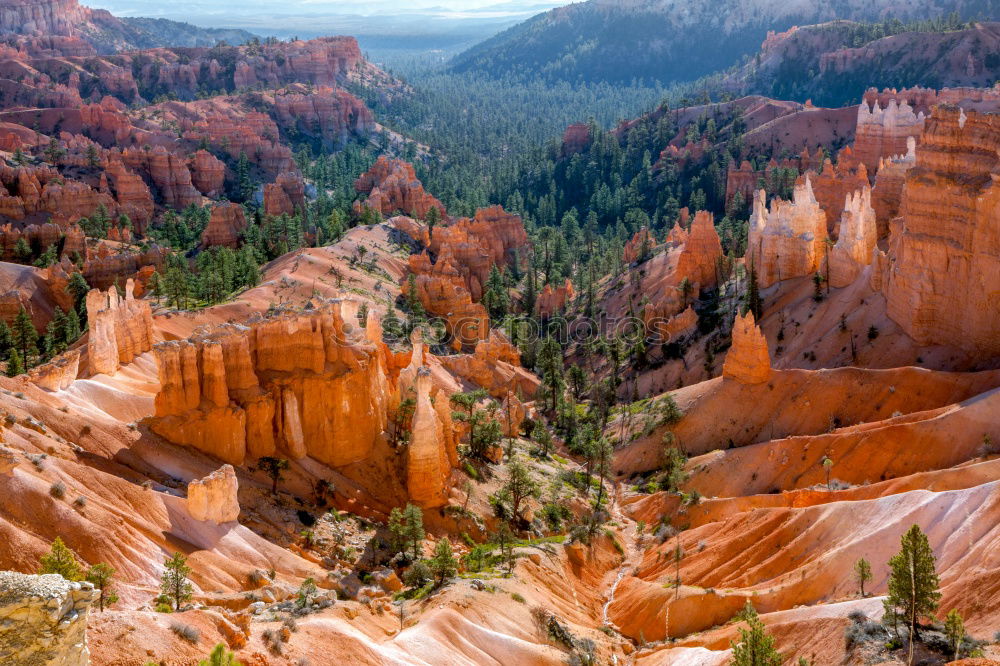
[722,19,1000,107]
[449,0,1000,84]
[85,0,566,52]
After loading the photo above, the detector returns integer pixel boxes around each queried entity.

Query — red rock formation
[270,86,374,148]
[200,202,247,249]
[746,177,828,289]
[85,278,154,376]
[103,159,154,232]
[407,368,452,508]
[675,210,723,291]
[189,150,225,197]
[623,228,656,264]
[123,146,201,211]
[438,330,538,410]
[722,311,771,384]
[561,122,591,156]
[828,186,876,288]
[74,244,168,291]
[407,250,490,348]
[354,157,445,220]
[881,106,1000,358]
[263,171,305,217]
[870,136,916,235]
[536,279,574,318]
[150,301,395,467]
[807,159,869,236]
[853,96,925,173]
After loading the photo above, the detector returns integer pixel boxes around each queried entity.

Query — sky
[88,0,567,43]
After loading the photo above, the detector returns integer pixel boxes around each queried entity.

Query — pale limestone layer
[746,177,828,289]
[0,572,97,666]
[86,279,153,376]
[187,464,240,524]
[829,186,877,288]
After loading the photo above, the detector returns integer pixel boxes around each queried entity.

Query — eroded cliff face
[828,186,877,288]
[807,158,869,236]
[406,368,452,508]
[746,177,828,289]
[263,171,306,217]
[0,571,97,666]
[151,301,392,467]
[394,204,528,347]
[881,106,1000,358]
[623,227,656,265]
[354,157,446,220]
[86,278,154,376]
[853,97,925,173]
[871,136,916,235]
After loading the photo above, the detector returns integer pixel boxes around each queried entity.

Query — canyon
[0,0,1000,663]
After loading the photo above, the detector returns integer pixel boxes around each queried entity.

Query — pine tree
[258,456,289,495]
[6,348,24,376]
[429,537,458,587]
[0,320,12,360]
[67,272,90,314]
[425,205,440,241]
[39,537,83,581]
[12,306,38,368]
[746,263,762,320]
[944,609,964,661]
[199,644,242,666]
[86,563,118,612]
[730,602,782,666]
[884,524,941,661]
[64,308,81,344]
[854,557,872,597]
[482,264,509,321]
[401,503,425,560]
[161,552,193,611]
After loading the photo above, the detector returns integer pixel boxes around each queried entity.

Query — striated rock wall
[85,279,154,376]
[407,249,490,348]
[187,465,240,523]
[854,97,925,173]
[828,186,876,288]
[722,311,771,384]
[881,107,1000,358]
[746,177,828,289]
[150,301,393,468]
[0,571,97,666]
[561,122,591,156]
[399,204,528,346]
[871,136,916,235]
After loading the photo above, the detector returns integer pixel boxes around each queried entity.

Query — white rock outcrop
[187,464,241,524]
[0,571,97,666]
